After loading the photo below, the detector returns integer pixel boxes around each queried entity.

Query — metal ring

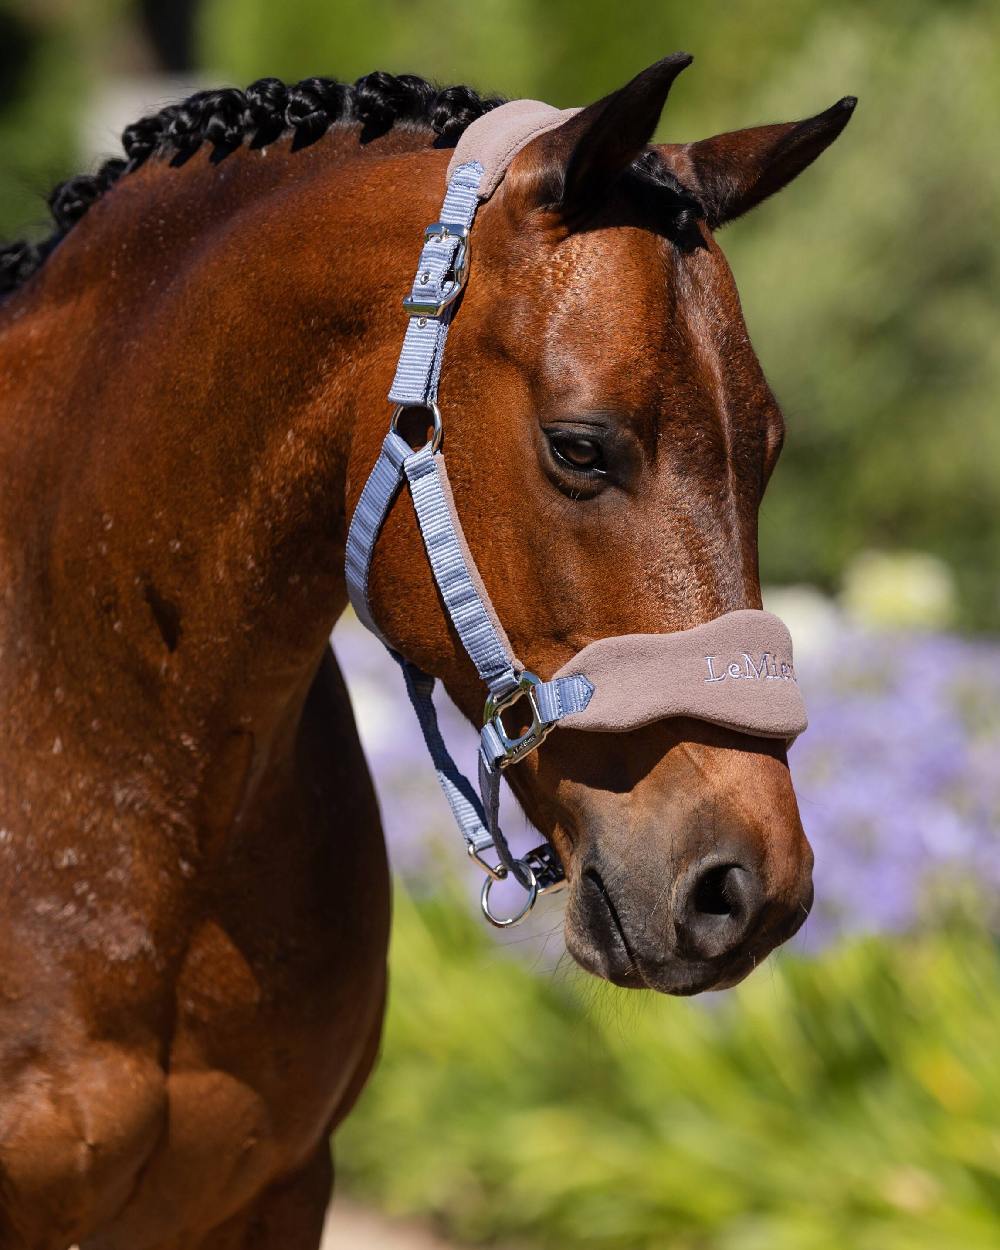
[390,402,443,454]
[480,863,538,929]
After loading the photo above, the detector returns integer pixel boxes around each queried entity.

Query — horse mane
[0,72,506,297]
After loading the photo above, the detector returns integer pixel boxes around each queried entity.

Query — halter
[345,102,807,926]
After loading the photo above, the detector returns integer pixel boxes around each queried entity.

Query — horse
[0,59,854,1250]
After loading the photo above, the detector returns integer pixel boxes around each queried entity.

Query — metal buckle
[483,671,554,769]
[424,221,470,244]
[467,840,507,883]
[402,222,471,318]
[520,842,567,895]
[390,401,443,454]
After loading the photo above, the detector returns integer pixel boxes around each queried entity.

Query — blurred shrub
[728,7,1000,632]
[840,550,957,631]
[339,885,1000,1249]
[0,3,82,240]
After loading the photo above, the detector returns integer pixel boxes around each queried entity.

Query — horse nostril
[677,862,762,961]
[692,864,749,918]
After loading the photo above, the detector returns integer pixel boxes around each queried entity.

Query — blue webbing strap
[389,162,483,407]
[403,447,518,697]
[344,160,593,891]
[344,429,411,644]
[396,657,494,858]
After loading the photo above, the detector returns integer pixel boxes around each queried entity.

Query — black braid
[121,112,166,164]
[200,88,247,151]
[243,78,288,148]
[0,71,506,297]
[431,85,505,142]
[284,77,352,147]
[0,241,46,290]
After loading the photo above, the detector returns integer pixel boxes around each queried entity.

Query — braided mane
[0,72,505,296]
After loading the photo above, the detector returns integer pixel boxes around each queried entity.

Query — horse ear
[525,54,693,215]
[671,97,857,229]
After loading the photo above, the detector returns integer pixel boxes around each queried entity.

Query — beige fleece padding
[446,99,581,200]
[555,609,808,741]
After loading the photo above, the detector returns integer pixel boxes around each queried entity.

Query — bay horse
[0,60,853,1249]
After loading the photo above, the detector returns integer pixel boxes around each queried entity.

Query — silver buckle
[483,671,554,768]
[402,223,471,318]
[520,842,567,895]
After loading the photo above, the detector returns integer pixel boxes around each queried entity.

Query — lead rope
[345,161,593,926]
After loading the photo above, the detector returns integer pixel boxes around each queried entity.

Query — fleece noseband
[345,101,807,926]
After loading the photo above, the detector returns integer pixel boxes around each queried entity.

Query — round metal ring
[390,402,443,454]
[480,863,539,929]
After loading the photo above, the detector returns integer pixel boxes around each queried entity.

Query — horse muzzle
[566,851,813,995]
[556,730,814,995]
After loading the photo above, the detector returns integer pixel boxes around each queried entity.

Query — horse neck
[0,127,448,774]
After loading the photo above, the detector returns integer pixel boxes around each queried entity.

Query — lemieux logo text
[704,652,797,683]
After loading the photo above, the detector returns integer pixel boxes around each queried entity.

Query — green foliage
[726,9,1000,630]
[196,0,548,97]
[339,883,1000,1249]
[0,5,83,240]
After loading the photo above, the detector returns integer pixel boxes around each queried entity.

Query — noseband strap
[345,102,807,925]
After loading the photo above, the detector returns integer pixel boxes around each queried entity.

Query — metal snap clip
[481,861,539,928]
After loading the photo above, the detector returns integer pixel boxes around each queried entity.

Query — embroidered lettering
[743,651,769,680]
[703,651,796,683]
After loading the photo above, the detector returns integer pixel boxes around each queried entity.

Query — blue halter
[345,159,593,926]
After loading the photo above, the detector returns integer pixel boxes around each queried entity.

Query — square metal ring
[483,671,554,767]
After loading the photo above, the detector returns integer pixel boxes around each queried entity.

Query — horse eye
[550,435,605,474]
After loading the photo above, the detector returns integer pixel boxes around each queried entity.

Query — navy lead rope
[344,161,592,924]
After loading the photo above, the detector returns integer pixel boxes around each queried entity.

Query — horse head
[366,58,855,993]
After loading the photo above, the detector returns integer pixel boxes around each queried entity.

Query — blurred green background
[2,2,999,1246]
[338,886,1000,1250]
